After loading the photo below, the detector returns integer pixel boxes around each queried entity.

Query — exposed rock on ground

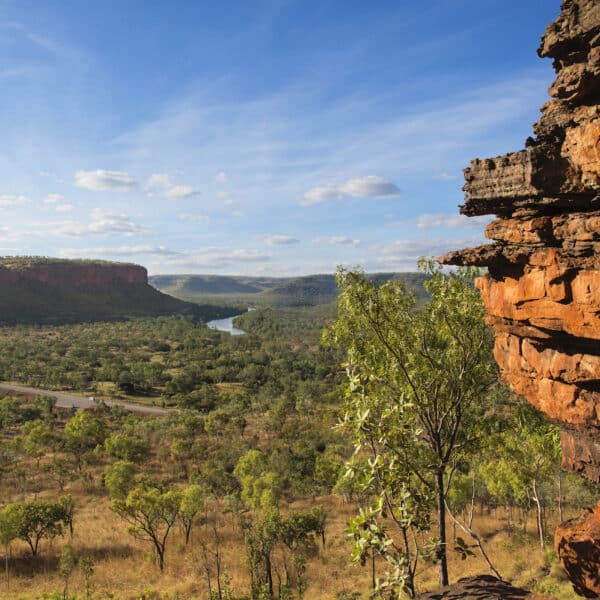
[417,575,552,600]
[555,505,600,598]
[439,0,600,596]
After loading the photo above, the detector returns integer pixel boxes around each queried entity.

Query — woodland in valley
[0,269,590,599]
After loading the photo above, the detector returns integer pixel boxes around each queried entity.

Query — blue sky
[0,0,559,276]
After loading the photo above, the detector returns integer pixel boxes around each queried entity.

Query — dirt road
[0,383,169,416]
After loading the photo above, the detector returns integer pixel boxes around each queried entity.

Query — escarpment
[0,257,199,324]
[439,1,600,595]
[0,258,148,287]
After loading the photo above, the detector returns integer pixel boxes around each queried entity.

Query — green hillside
[0,257,237,324]
[149,272,429,308]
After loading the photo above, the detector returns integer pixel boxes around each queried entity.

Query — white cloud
[231,210,244,218]
[369,236,486,269]
[45,193,63,204]
[301,175,400,206]
[178,213,210,224]
[55,203,73,213]
[145,173,172,189]
[60,245,177,258]
[416,213,493,230]
[145,173,198,199]
[433,171,458,181]
[165,184,197,199]
[260,235,300,245]
[55,208,147,238]
[0,194,28,207]
[313,236,360,246]
[217,191,236,206]
[162,247,270,269]
[215,171,227,183]
[74,170,136,191]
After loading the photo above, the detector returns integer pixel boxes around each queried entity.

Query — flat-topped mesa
[0,259,147,287]
[438,1,600,595]
[0,257,198,325]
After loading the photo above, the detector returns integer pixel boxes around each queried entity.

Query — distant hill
[0,257,235,324]
[149,272,429,308]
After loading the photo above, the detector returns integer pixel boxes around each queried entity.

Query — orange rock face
[439,1,600,596]
[555,504,600,598]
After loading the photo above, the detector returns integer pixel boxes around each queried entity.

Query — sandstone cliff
[0,257,199,324]
[438,1,600,595]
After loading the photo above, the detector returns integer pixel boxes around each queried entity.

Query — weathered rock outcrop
[417,575,552,600]
[439,1,600,595]
[0,259,147,287]
[0,257,199,324]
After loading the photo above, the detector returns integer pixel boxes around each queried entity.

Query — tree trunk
[4,545,9,591]
[468,473,475,529]
[558,471,564,522]
[371,549,376,592]
[154,540,165,572]
[265,552,273,598]
[436,468,449,587]
[532,479,545,551]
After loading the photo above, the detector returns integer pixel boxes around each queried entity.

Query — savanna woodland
[0,265,591,600]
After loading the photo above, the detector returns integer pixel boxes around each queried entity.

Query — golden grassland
[0,478,578,600]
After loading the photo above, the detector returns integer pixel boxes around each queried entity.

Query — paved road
[0,383,169,416]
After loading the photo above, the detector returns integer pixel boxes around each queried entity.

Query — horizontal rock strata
[439,1,600,595]
[441,0,600,482]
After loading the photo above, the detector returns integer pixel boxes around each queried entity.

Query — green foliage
[59,544,76,600]
[234,450,282,511]
[104,433,150,463]
[327,261,497,592]
[10,497,72,556]
[21,419,56,462]
[111,483,182,571]
[179,484,206,544]
[104,461,137,500]
[0,503,20,547]
[241,507,323,600]
[63,411,107,469]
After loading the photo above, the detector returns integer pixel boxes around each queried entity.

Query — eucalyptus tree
[326,261,497,592]
[111,483,182,571]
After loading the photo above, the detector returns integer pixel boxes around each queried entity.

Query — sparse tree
[326,262,497,590]
[111,483,181,571]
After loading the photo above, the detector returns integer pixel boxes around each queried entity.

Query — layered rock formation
[0,257,199,324]
[0,258,147,287]
[439,1,600,596]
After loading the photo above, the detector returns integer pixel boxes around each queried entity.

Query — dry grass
[0,487,578,599]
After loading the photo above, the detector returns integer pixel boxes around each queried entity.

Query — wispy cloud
[54,208,147,238]
[433,171,458,180]
[45,193,63,204]
[260,234,300,245]
[217,191,236,206]
[313,236,360,246]
[60,245,177,258]
[0,194,28,207]
[75,170,136,192]
[159,247,270,270]
[178,213,210,224]
[145,173,199,199]
[369,236,486,269]
[416,213,493,230]
[55,203,73,213]
[301,176,400,206]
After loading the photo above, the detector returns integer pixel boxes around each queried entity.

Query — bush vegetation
[0,271,590,598]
